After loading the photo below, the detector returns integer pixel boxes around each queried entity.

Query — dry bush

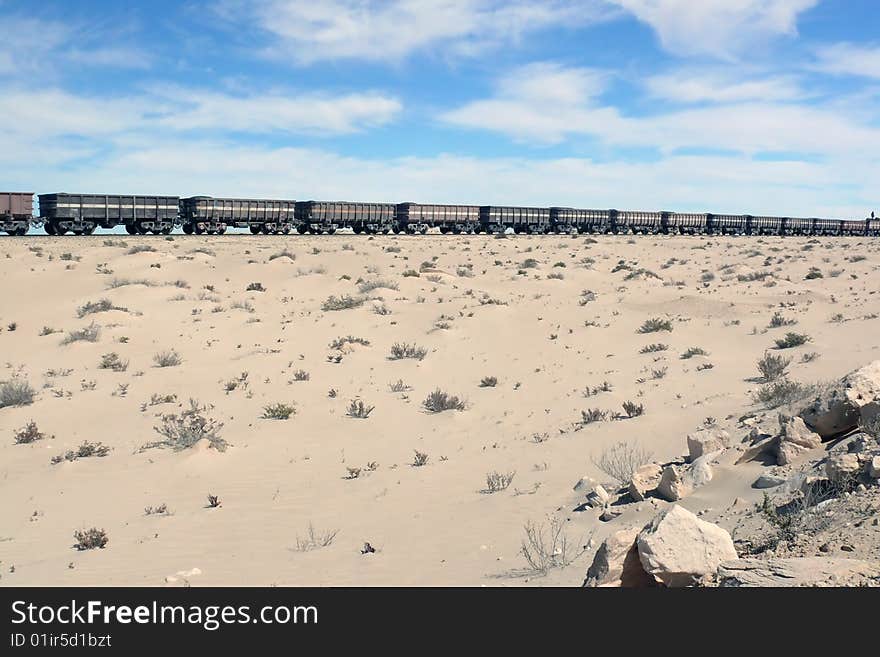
[99,352,128,372]
[77,299,127,318]
[346,399,375,419]
[774,332,810,349]
[757,352,790,382]
[146,399,226,452]
[13,421,47,444]
[262,402,296,420]
[412,450,429,467]
[73,528,108,551]
[592,441,653,484]
[423,389,465,413]
[479,376,498,387]
[520,517,587,576]
[62,323,100,345]
[293,522,339,552]
[52,441,111,464]
[637,317,673,333]
[484,471,516,493]
[153,349,182,367]
[0,378,35,408]
[389,342,428,360]
[322,295,364,311]
[622,400,645,418]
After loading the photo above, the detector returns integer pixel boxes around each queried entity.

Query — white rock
[637,505,738,587]
[686,428,730,462]
[825,453,861,483]
[628,463,663,501]
[799,360,880,438]
[583,528,655,587]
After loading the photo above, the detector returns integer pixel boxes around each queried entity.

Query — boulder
[775,414,822,465]
[799,360,880,439]
[585,484,611,509]
[686,428,730,462]
[656,454,715,501]
[825,453,861,483]
[628,463,663,501]
[573,476,595,492]
[868,456,880,479]
[718,558,880,587]
[583,528,656,587]
[735,434,779,464]
[753,474,786,489]
[636,505,737,587]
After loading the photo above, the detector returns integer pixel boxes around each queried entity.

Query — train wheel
[14,226,27,236]
[45,222,56,235]
[182,224,194,235]
[249,225,261,234]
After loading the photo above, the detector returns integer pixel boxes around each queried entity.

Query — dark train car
[868,217,880,236]
[783,216,813,235]
[1,192,33,235]
[295,201,395,234]
[550,208,613,233]
[707,213,748,234]
[742,215,776,235]
[665,212,707,235]
[479,206,551,233]
[395,203,480,234]
[39,193,179,235]
[812,218,842,236]
[180,197,296,234]
[840,219,867,236]
[616,210,663,234]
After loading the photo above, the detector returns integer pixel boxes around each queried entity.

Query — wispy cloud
[608,0,818,59]
[812,42,880,79]
[220,0,614,64]
[644,70,806,103]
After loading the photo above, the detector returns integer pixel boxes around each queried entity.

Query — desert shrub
[757,352,790,382]
[13,421,47,444]
[680,347,708,359]
[768,311,796,328]
[62,323,100,345]
[51,441,111,464]
[293,522,338,552]
[388,379,411,393]
[520,517,586,576]
[358,278,399,293]
[346,399,375,419]
[321,295,364,311]
[412,451,429,467]
[804,267,823,280]
[77,299,126,318]
[592,441,653,484]
[774,332,810,349]
[637,317,673,333]
[479,376,498,387]
[206,494,222,508]
[622,401,644,418]
[752,379,814,409]
[146,399,226,451]
[153,349,182,367]
[580,408,608,425]
[99,352,128,372]
[290,369,310,381]
[520,258,539,269]
[73,528,108,551]
[484,470,516,493]
[127,244,156,255]
[652,367,668,380]
[738,271,770,282]
[329,335,371,349]
[268,248,296,261]
[0,378,35,408]
[262,402,296,420]
[639,343,667,353]
[423,389,465,413]
[246,282,266,292]
[389,342,427,361]
[402,269,420,277]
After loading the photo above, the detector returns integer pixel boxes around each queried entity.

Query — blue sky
[1,0,879,218]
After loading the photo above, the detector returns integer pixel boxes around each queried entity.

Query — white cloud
[224,0,613,63]
[608,0,818,59]
[442,62,880,155]
[645,70,805,103]
[0,86,401,140]
[813,42,880,79]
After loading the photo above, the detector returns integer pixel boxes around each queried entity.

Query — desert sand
[0,233,878,586]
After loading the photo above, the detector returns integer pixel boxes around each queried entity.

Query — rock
[799,360,880,439]
[585,484,611,508]
[773,414,822,465]
[600,505,622,522]
[628,463,663,501]
[753,474,786,489]
[825,453,861,483]
[573,476,595,491]
[583,528,656,587]
[687,428,730,462]
[636,505,738,587]
[656,454,715,501]
[735,434,779,464]
[717,558,880,587]
[868,455,880,479]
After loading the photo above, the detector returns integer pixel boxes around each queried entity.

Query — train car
[616,210,663,234]
[38,193,179,235]
[395,203,480,234]
[294,201,395,234]
[840,219,867,236]
[180,197,295,235]
[479,206,551,234]
[812,218,843,236]
[550,208,613,234]
[1,192,33,235]
[868,217,880,236]
[742,215,777,235]
[665,212,707,235]
[783,216,813,235]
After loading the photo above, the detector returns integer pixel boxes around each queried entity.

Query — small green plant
[423,389,466,413]
[680,346,708,359]
[479,376,498,387]
[637,317,673,333]
[262,402,296,420]
[622,401,645,418]
[153,349,182,367]
[321,295,364,311]
[98,353,128,372]
[0,378,35,408]
[51,441,111,464]
[77,299,127,318]
[61,323,100,345]
[389,342,428,361]
[639,343,668,354]
[580,408,608,425]
[73,527,108,551]
[412,451,429,467]
[774,332,810,349]
[346,399,375,419]
[13,421,48,444]
[145,400,226,452]
[757,352,790,382]
[484,470,516,493]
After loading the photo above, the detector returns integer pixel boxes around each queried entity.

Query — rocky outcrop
[628,463,663,501]
[799,360,880,439]
[717,557,880,587]
[582,528,655,587]
[776,413,822,465]
[686,428,730,462]
[825,453,861,483]
[636,505,737,587]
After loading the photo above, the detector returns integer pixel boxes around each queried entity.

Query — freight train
[2,192,878,237]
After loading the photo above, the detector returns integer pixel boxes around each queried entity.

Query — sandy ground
[0,233,877,586]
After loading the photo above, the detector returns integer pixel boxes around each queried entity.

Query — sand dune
[0,234,878,586]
